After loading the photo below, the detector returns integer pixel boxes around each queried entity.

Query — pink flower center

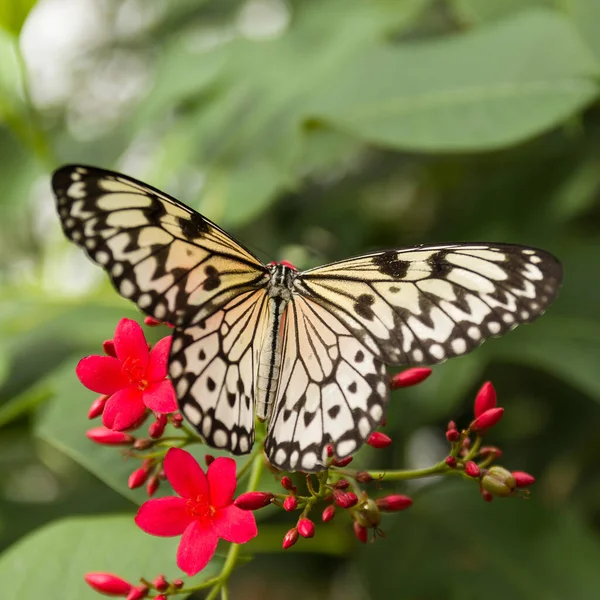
[186,497,216,524]
[122,357,148,390]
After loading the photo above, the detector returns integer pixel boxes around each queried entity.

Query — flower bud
[148,414,167,439]
[282,527,299,549]
[102,340,117,358]
[446,429,460,442]
[471,407,504,432]
[281,476,296,492]
[512,471,535,488]
[88,395,109,419]
[326,444,334,457]
[132,438,153,450]
[234,491,274,510]
[445,456,457,468]
[333,490,358,509]
[474,381,496,418]
[146,474,160,497]
[86,427,134,446]
[128,467,150,490]
[155,596,167,600]
[464,461,481,478]
[481,466,516,497]
[447,420,457,431]
[144,316,162,326]
[334,479,350,490]
[354,471,373,483]
[390,367,432,389]
[481,489,494,502]
[126,586,148,600]
[331,456,353,468]
[298,518,315,538]
[283,496,298,511]
[85,572,132,595]
[171,413,184,428]
[376,494,413,512]
[354,498,381,528]
[172,579,183,589]
[367,432,392,448]
[353,521,368,544]
[153,575,168,592]
[479,446,502,459]
[322,505,336,522]
[204,454,215,466]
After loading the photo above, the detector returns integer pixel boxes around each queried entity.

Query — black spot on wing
[354,294,375,320]
[203,265,221,291]
[373,251,410,278]
[428,251,452,277]
[178,212,210,239]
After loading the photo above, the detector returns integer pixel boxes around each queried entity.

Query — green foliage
[1,0,600,598]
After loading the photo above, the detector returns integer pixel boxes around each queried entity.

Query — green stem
[365,460,455,481]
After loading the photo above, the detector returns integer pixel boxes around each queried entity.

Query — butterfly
[52,165,562,472]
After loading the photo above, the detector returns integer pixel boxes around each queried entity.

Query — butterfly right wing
[169,289,270,454]
[52,165,269,327]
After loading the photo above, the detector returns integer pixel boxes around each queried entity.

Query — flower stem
[363,460,457,481]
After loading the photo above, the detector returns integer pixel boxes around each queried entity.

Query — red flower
[76,319,177,430]
[135,448,257,576]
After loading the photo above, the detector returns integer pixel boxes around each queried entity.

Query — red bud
[334,479,350,490]
[171,413,183,428]
[172,579,183,589]
[102,340,117,358]
[88,395,109,419]
[84,572,132,595]
[204,454,215,466]
[144,316,162,326]
[297,518,315,538]
[155,596,167,600]
[234,491,274,510]
[282,528,299,549]
[367,432,392,448]
[128,467,150,489]
[281,476,296,492]
[146,475,160,497]
[472,407,504,431]
[353,521,368,544]
[132,439,153,450]
[322,505,336,522]
[331,456,353,468]
[446,429,460,442]
[464,461,481,478]
[333,490,358,509]
[326,444,334,457]
[479,446,502,459]
[445,456,457,468]
[447,420,457,431]
[126,586,148,600]
[283,496,298,511]
[376,494,413,511]
[354,471,373,483]
[512,471,535,488]
[153,575,168,592]
[390,368,432,389]
[481,489,494,502]
[148,414,167,439]
[474,381,497,418]
[86,427,134,445]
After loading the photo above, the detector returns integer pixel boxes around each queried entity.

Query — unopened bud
[155,595,167,600]
[204,454,215,466]
[445,456,457,468]
[333,490,358,509]
[146,474,160,497]
[446,429,460,442]
[354,498,381,528]
[128,467,150,490]
[126,586,148,600]
[354,471,373,483]
[172,579,183,589]
[390,367,432,389]
[132,438,153,450]
[512,471,535,488]
[282,528,299,549]
[367,432,392,448]
[102,340,117,357]
[86,427,134,445]
[326,444,334,457]
[474,381,497,418]
[148,414,167,439]
[464,461,481,478]
[332,456,353,468]
[88,395,109,419]
[171,413,184,428]
[353,521,368,544]
[322,505,336,522]
[481,466,516,497]
[153,575,168,592]
[479,446,502,459]
[283,496,298,511]
[234,492,274,510]
[481,489,494,502]
[471,407,504,432]
[334,479,350,489]
[84,572,132,595]
[447,420,457,431]
[297,518,315,538]
[376,494,413,512]
[281,476,296,492]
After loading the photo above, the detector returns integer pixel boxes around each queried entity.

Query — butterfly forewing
[52,165,269,327]
[265,295,388,472]
[295,244,562,367]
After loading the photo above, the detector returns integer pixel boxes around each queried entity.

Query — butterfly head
[267,261,298,300]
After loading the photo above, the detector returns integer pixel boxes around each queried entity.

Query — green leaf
[451,0,553,24]
[0,0,36,37]
[0,515,224,599]
[362,482,600,599]
[310,10,600,151]
[567,0,600,63]
[35,358,251,503]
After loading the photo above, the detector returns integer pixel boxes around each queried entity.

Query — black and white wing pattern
[294,244,562,367]
[264,295,388,472]
[52,165,269,328]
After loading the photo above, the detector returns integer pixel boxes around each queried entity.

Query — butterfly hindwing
[295,244,562,367]
[170,289,270,454]
[52,165,269,327]
[265,295,388,472]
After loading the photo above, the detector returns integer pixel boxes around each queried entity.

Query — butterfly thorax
[256,263,298,421]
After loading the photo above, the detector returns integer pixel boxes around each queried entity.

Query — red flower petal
[76,355,128,394]
[135,497,193,536]
[212,505,258,544]
[113,318,149,368]
[102,387,146,430]
[207,457,237,509]
[177,520,219,576]
[164,448,209,500]
[143,380,177,413]
[147,336,172,381]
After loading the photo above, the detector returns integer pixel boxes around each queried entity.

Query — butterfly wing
[52,165,269,327]
[170,289,270,454]
[294,244,562,366]
[265,294,388,472]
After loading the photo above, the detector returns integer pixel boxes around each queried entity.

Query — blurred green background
[1,0,600,598]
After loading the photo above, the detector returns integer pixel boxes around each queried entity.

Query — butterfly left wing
[52,165,269,327]
[294,243,562,366]
[265,294,388,472]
